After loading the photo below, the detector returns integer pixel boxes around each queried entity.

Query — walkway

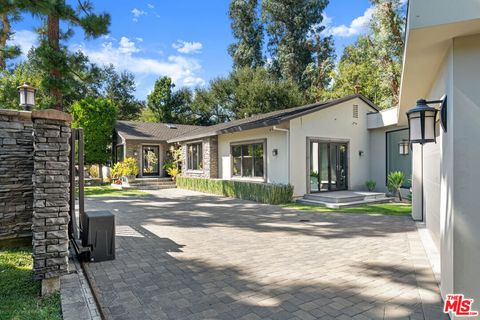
[84,189,446,320]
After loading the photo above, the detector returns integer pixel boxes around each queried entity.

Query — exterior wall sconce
[272,149,278,157]
[399,140,409,155]
[17,82,36,111]
[406,96,447,144]
[358,150,364,157]
[133,150,138,157]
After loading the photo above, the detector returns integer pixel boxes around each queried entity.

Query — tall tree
[305,34,336,101]
[23,0,110,110]
[0,1,21,70]
[327,0,405,109]
[102,65,143,120]
[369,0,404,107]
[228,0,264,69]
[262,0,328,87]
[147,76,175,123]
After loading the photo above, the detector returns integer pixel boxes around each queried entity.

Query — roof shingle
[115,121,202,141]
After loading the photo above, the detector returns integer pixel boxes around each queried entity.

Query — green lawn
[283,202,412,216]
[0,247,62,320]
[84,185,147,197]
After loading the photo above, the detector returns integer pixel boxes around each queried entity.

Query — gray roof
[116,121,203,141]
[168,94,379,143]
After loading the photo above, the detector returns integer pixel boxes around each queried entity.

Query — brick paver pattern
[84,189,447,320]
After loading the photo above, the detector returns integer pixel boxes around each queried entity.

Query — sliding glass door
[309,141,348,193]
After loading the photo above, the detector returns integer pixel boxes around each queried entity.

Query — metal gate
[68,128,90,258]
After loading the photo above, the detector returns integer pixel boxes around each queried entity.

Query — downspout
[273,126,290,184]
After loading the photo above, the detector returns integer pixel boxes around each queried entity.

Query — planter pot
[126,175,136,183]
[111,183,123,189]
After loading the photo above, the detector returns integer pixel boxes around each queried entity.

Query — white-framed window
[187,142,203,170]
[231,141,265,178]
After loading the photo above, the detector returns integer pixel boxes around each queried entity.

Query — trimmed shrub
[176,177,294,205]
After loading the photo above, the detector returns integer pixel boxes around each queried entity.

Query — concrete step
[304,191,387,203]
[134,184,177,190]
[296,197,393,209]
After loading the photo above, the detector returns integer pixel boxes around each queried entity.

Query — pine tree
[0,1,22,70]
[22,0,110,110]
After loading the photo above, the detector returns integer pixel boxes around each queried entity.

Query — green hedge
[176,176,294,205]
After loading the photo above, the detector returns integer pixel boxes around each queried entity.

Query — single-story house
[113,121,202,177]
[398,0,480,312]
[114,94,412,198]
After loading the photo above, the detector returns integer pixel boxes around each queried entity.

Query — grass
[0,247,62,320]
[283,202,412,216]
[84,185,147,197]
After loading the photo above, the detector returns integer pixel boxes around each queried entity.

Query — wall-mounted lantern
[17,82,36,111]
[272,149,278,157]
[406,96,447,144]
[399,140,409,155]
[133,150,138,157]
[358,150,364,157]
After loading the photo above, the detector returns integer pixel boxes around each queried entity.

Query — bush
[88,165,99,178]
[365,180,376,191]
[387,171,405,201]
[111,157,139,179]
[176,177,294,205]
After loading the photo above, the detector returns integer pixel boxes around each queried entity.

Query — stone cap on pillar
[0,109,32,120]
[32,109,72,123]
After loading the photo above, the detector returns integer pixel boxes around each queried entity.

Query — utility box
[82,211,115,262]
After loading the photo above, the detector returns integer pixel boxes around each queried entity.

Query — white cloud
[136,37,144,42]
[77,37,204,87]
[147,3,155,9]
[172,40,203,54]
[322,7,374,38]
[7,30,37,56]
[131,8,146,22]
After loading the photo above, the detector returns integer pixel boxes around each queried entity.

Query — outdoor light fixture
[406,96,447,144]
[272,149,278,156]
[133,151,138,157]
[399,140,409,155]
[17,82,36,111]
[358,150,364,157]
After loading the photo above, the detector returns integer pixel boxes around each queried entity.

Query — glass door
[142,146,159,176]
[330,143,348,191]
[309,141,348,193]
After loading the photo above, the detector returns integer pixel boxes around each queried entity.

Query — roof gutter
[272,126,290,184]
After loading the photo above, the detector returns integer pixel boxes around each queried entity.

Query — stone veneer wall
[0,108,71,288]
[0,110,34,243]
[32,114,71,280]
[181,136,218,179]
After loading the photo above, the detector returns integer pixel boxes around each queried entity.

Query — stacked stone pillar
[31,110,72,295]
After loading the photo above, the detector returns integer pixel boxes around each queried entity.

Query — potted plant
[365,180,376,191]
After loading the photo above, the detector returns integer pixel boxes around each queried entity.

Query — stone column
[31,110,72,296]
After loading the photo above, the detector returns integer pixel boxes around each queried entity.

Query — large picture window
[231,141,265,178]
[187,142,203,170]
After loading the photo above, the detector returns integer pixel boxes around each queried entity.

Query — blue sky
[10,0,375,100]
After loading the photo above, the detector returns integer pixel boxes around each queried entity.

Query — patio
[83,189,446,320]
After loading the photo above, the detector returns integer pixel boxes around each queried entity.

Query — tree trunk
[99,164,104,182]
[47,14,63,111]
[0,14,11,70]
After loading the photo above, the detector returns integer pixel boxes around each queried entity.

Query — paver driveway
[84,189,446,320]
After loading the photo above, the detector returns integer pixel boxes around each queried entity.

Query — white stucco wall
[450,34,480,311]
[289,98,375,197]
[409,33,480,311]
[217,126,289,184]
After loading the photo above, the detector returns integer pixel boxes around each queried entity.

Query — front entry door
[142,146,160,176]
[309,141,348,193]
